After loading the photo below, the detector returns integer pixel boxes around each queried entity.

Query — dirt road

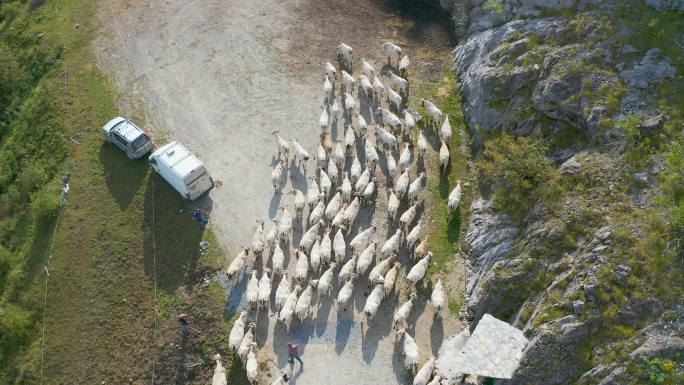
[96,0,463,383]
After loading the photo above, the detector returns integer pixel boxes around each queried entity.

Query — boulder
[640,114,666,137]
[633,172,649,184]
[629,334,684,361]
[559,156,581,176]
[645,0,684,13]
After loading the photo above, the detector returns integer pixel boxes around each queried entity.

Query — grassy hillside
[0,1,246,383]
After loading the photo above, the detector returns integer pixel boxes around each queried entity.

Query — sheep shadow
[360,305,393,364]
[254,306,271,349]
[430,316,444,356]
[314,292,334,337]
[223,274,249,314]
[334,318,354,354]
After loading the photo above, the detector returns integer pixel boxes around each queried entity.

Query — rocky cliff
[439,0,684,383]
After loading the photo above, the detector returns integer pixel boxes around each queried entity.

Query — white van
[149,141,214,201]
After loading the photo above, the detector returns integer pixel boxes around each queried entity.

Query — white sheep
[377,107,402,133]
[344,126,356,158]
[363,136,380,169]
[350,152,362,185]
[323,75,333,102]
[405,219,423,251]
[317,141,327,168]
[331,99,342,121]
[426,373,444,385]
[387,86,403,112]
[349,224,376,252]
[359,74,373,99]
[397,328,419,372]
[387,188,400,221]
[325,62,337,82]
[381,228,403,259]
[431,275,445,318]
[393,294,417,330]
[341,171,353,203]
[398,143,411,170]
[384,261,402,298]
[331,202,348,230]
[341,70,355,92]
[381,41,402,66]
[334,139,345,168]
[389,70,409,94]
[246,270,259,310]
[420,98,442,125]
[417,130,428,159]
[343,196,361,230]
[304,198,322,238]
[400,201,421,233]
[356,241,377,276]
[414,236,429,260]
[292,139,310,171]
[364,277,385,319]
[408,172,425,204]
[386,150,397,178]
[228,311,248,352]
[333,227,346,264]
[289,188,306,220]
[320,227,333,265]
[227,246,249,282]
[325,190,342,221]
[439,139,449,173]
[271,160,285,192]
[270,369,292,385]
[399,55,410,78]
[317,262,336,297]
[447,180,462,215]
[258,268,272,311]
[319,106,330,130]
[307,177,321,210]
[295,279,318,323]
[300,219,324,252]
[272,131,289,161]
[275,271,291,312]
[251,220,265,258]
[294,250,309,284]
[278,285,302,334]
[237,323,257,364]
[375,125,398,152]
[211,354,228,385]
[440,114,452,142]
[406,252,432,288]
[318,167,332,200]
[403,109,416,137]
[265,219,279,252]
[362,177,378,205]
[338,43,353,66]
[413,356,436,385]
[246,344,258,384]
[278,206,293,245]
[369,254,395,286]
[372,75,385,104]
[272,242,285,276]
[337,274,356,312]
[355,162,371,194]
[361,57,375,80]
[327,157,339,185]
[338,253,358,284]
[356,113,368,135]
[310,236,322,273]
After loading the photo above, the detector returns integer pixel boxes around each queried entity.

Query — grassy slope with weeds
[0,1,248,384]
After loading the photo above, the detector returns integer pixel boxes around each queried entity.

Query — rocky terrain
[437,0,684,383]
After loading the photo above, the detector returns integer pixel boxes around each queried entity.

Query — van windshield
[131,135,151,151]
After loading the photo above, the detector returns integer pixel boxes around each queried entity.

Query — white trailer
[149,141,214,201]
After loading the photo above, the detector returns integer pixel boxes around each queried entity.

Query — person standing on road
[287,342,303,369]
[192,209,209,229]
[178,313,190,334]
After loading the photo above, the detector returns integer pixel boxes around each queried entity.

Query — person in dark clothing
[287,342,303,368]
[178,313,189,334]
[192,209,209,229]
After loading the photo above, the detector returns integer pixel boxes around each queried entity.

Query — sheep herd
[217,41,464,385]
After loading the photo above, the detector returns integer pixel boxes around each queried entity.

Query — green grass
[0,2,248,384]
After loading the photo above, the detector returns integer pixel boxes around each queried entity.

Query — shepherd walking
[178,313,190,334]
[287,342,303,369]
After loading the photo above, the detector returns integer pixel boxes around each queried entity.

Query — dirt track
[96,0,463,383]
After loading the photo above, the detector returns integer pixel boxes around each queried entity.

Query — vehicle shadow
[142,173,212,292]
[99,141,150,210]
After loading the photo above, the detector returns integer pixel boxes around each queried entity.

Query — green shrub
[616,114,643,141]
[30,184,60,219]
[476,135,560,219]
